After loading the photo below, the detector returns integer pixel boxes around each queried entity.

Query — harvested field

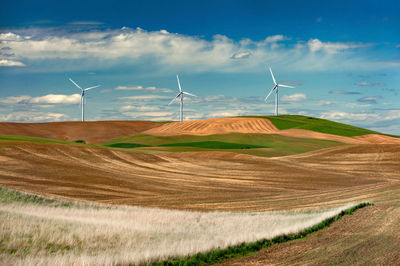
[1,118,399,146]
[0,141,398,211]
[0,121,159,144]
[142,117,278,136]
[1,117,400,265]
[220,203,400,265]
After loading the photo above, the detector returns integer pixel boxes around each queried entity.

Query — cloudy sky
[0,0,399,134]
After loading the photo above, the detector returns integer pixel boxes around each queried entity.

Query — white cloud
[355,81,385,87]
[231,51,251,59]
[119,95,169,100]
[281,93,307,102]
[319,110,400,135]
[122,111,173,118]
[141,112,173,117]
[320,111,380,122]
[329,90,360,95]
[357,96,382,104]
[120,105,160,111]
[29,94,81,104]
[115,85,172,93]
[314,100,333,106]
[261,35,287,44]
[0,95,31,104]
[0,59,26,67]
[0,111,69,122]
[207,110,245,118]
[0,32,22,41]
[1,28,395,73]
[0,94,80,104]
[307,38,365,54]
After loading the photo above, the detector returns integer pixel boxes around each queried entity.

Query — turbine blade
[84,85,101,91]
[69,78,83,90]
[183,91,196,97]
[265,86,276,102]
[168,93,181,105]
[279,84,294,88]
[269,68,277,85]
[176,74,182,92]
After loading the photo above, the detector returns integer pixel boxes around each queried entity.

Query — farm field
[0,187,362,265]
[0,116,399,265]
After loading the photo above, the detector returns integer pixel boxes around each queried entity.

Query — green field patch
[0,134,70,144]
[102,133,344,157]
[158,141,266,149]
[105,142,149,148]
[243,115,385,137]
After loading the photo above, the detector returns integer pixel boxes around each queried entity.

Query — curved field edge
[152,202,373,266]
[0,187,372,265]
[243,115,391,137]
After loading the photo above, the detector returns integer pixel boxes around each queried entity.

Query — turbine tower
[168,75,196,122]
[265,68,294,116]
[69,78,100,122]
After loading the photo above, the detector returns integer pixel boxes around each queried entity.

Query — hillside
[0,141,398,210]
[0,121,159,144]
[1,116,400,265]
[0,116,399,149]
[252,115,381,136]
[142,117,278,136]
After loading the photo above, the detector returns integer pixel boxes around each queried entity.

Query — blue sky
[0,0,399,134]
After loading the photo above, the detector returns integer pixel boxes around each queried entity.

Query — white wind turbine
[265,68,294,116]
[168,75,196,122]
[69,78,100,122]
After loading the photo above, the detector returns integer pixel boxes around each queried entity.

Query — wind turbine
[168,75,196,122]
[69,78,100,122]
[265,68,294,116]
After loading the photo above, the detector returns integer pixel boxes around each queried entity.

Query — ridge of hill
[0,116,398,145]
[244,115,384,137]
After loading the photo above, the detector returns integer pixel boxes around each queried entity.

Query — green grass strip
[0,134,71,144]
[0,186,76,207]
[105,142,150,148]
[151,202,373,266]
[158,141,266,149]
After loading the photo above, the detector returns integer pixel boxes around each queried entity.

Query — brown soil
[0,140,399,264]
[278,129,366,144]
[2,118,399,145]
[1,118,400,264]
[354,133,400,144]
[142,117,278,136]
[0,142,398,211]
[220,203,400,265]
[0,121,160,143]
[142,118,400,145]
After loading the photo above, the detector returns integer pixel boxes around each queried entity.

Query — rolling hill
[0,115,399,265]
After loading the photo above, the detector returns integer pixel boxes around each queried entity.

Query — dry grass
[0,201,358,266]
